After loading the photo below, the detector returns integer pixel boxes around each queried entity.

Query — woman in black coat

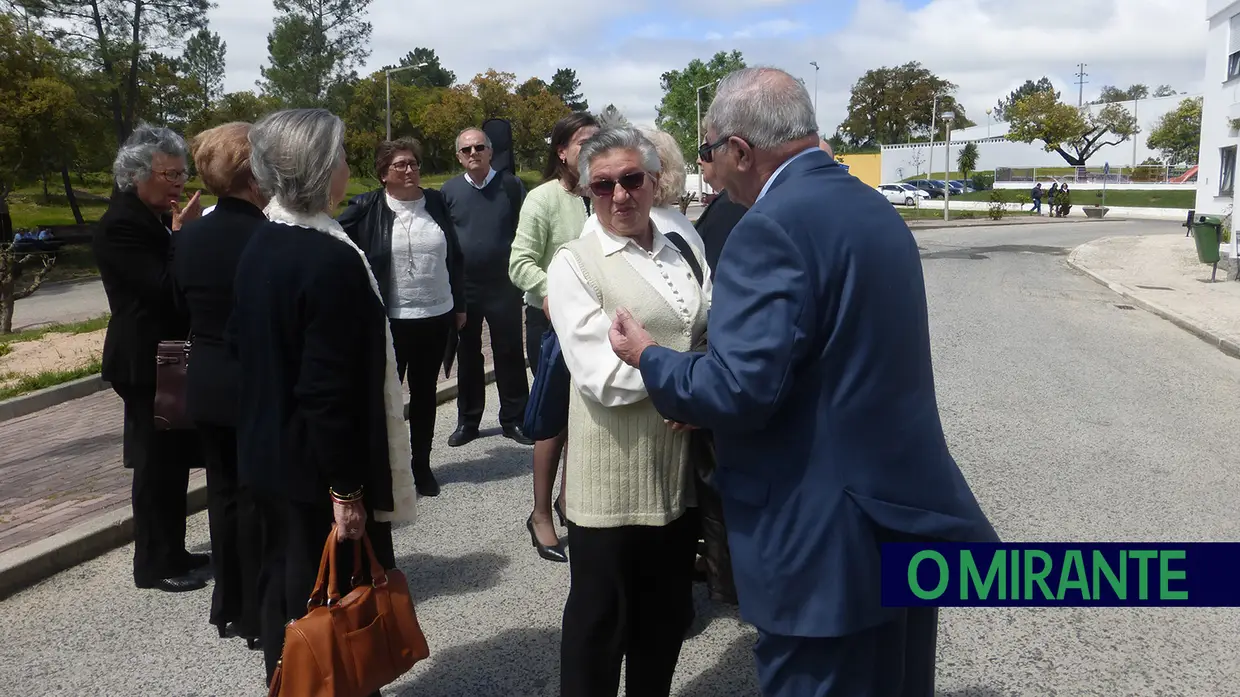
[338,137,466,498]
[93,123,206,593]
[231,108,418,688]
[170,122,267,647]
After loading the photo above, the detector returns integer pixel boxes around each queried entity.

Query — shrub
[971,172,994,191]
[987,189,1008,220]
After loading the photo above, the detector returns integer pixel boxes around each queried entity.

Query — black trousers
[457,286,529,429]
[114,382,194,585]
[256,493,396,685]
[752,608,939,697]
[199,423,262,635]
[560,513,698,697]
[390,313,453,461]
[525,305,550,374]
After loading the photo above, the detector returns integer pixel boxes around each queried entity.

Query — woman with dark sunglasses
[546,126,711,696]
[508,112,599,563]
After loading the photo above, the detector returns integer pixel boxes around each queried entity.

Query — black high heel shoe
[553,499,566,527]
[527,515,568,563]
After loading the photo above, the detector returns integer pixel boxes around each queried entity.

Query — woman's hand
[170,191,202,231]
[456,312,467,330]
[333,498,367,540]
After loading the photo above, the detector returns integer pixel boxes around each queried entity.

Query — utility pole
[695,79,720,199]
[1075,63,1089,106]
[810,61,820,119]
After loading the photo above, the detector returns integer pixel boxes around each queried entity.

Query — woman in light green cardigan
[508,112,599,563]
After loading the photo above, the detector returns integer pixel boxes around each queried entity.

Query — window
[1220,146,1236,197]
[1230,15,1240,80]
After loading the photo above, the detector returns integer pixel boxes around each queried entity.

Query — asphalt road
[2,218,1238,695]
[10,278,109,331]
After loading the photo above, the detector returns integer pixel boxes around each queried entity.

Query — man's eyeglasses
[588,172,647,198]
[389,161,420,172]
[459,144,488,155]
[697,136,730,164]
[154,169,189,183]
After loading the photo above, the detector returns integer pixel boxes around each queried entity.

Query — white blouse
[386,193,454,320]
[648,206,706,265]
[547,216,712,408]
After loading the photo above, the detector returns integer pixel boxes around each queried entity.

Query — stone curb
[908,216,1126,231]
[0,374,110,424]
[1065,244,1240,361]
[0,367,494,600]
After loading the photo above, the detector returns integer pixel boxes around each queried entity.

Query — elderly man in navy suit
[609,67,999,696]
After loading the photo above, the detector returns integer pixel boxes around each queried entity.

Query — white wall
[1196,0,1240,215]
[881,93,1200,184]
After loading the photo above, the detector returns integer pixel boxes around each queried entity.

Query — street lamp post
[941,111,955,221]
[985,107,992,138]
[809,61,819,118]
[927,94,940,179]
[385,62,428,140]
[695,78,720,199]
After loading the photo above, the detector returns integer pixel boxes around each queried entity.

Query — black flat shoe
[553,498,567,527]
[137,574,208,593]
[526,515,567,563]
[501,424,534,446]
[448,426,479,447]
[412,460,440,497]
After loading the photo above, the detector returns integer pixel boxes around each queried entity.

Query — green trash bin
[1192,214,1224,264]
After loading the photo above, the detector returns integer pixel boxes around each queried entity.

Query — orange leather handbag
[268,527,430,697]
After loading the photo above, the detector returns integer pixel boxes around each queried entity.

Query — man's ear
[731,137,754,172]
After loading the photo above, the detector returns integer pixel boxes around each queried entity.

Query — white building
[1195,0,1240,218]
[880,93,1197,185]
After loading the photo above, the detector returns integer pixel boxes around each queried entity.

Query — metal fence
[993,165,1197,184]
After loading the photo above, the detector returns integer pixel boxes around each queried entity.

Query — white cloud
[209,0,1207,138]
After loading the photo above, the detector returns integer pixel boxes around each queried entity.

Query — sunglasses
[588,172,647,198]
[697,135,731,163]
[459,144,488,155]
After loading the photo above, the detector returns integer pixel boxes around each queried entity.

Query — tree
[655,50,747,165]
[420,86,483,168]
[994,77,1057,121]
[516,77,547,99]
[511,80,570,169]
[598,104,629,128]
[181,28,226,112]
[472,69,517,119]
[1152,84,1177,98]
[382,48,454,89]
[549,68,587,111]
[1006,90,1139,166]
[839,62,974,147]
[1146,96,1202,164]
[33,0,212,144]
[1094,84,1148,104]
[186,89,281,138]
[259,0,373,109]
[956,142,978,180]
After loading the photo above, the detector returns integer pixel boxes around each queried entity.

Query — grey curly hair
[112,123,189,191]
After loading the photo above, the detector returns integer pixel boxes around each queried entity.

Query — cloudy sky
[210,0,1207,134]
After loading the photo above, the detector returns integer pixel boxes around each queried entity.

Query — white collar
[264,200,349,238]
[465,168,497,189]
[757,146,820,202]
[584,213,669,257]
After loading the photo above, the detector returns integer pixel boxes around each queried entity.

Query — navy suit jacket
[639,150,999,638]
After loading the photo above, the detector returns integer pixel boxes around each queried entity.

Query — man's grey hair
[577,127,662,186]
[249,108,346,214]
[455,127,492,151]
[112,123,188,191]
[705,67,818,151]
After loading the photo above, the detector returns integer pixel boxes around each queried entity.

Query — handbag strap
[664,232,703,287]
[307,531,335,609]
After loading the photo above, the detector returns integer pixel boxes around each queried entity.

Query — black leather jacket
[337,188,466,313]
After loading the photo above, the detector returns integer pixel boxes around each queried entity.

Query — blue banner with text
[880,543,1239,607]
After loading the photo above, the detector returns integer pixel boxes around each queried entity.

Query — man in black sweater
[440,127,534,447]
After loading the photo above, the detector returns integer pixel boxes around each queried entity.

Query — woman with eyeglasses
[546,126,711,696]
[93,123,207,594]
[339,137,466,498]
[508,112,599,563]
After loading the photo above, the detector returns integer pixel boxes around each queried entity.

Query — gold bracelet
[329,486,363,503]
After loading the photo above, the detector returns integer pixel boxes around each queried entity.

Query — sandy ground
[0,328,104,388]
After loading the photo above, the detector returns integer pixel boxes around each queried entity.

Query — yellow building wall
[835,153,882,188]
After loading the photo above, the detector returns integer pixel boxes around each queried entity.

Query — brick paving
[0,322,501,557]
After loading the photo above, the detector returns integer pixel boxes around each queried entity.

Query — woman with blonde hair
[171,122,268,647]
[641,128,706,260]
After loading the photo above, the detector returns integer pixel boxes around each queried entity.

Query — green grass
[0,358,102,400]
[899,208,982,220]
[952,188,1193,208]
[0,314,109,343]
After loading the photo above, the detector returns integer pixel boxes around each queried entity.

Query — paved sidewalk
[1068,233,1240,358]
[0,323,500,558]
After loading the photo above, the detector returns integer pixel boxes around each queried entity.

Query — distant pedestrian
[1047,182,1059,215]
[1031,183,1042,213]
[440,127,534,448]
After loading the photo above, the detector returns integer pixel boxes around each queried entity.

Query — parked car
[949,179,976,193]
[906,179,946,199]
[876,184,929,206]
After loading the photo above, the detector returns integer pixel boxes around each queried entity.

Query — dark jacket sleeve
[293,253,372,496]
[426,188,466,313]
[93,215,179,319]
[336,192,373,245]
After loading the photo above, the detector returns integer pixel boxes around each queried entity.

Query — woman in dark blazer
[93,123,206,593]
[170,122,267,647]
[338,137,466,498]
[232,108,417,688]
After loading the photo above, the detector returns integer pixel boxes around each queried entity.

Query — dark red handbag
[153,339,192,430]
